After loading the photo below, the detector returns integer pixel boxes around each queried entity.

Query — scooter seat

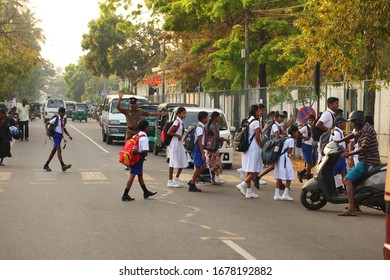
[353,164,386,186]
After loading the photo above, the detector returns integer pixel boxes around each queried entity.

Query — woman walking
[206,111,230,185]
[0,109,16,166]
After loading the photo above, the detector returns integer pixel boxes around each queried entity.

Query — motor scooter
[300,141,386,212]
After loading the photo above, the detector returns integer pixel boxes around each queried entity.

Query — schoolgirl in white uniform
[167,107,188,187]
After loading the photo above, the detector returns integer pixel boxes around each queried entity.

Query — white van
[101,94,148,144]
[168,107,235,169]
[43,98,66,123]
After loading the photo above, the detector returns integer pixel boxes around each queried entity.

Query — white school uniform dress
[274,136,295,180]
[168,117,188,168]
[242,116,263,173]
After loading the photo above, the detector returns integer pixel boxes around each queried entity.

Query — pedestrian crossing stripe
[0,172,12,181]
[81,172,107,180]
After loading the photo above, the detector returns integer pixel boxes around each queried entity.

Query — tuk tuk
[29,102,41,120]
[72,103,88,122]
[65,101,76,119]
[139,103,160,152]
[153,103,198,155]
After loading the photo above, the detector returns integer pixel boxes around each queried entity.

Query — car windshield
[76,104,88,111]
[111,98,148,113]
[47,100,64,108]
[182,112,228,130]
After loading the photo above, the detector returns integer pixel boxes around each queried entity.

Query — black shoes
[187,180,202,192]
[144,191,157,199]
[62,164,72,172]
[297,169,306,183]
[43,164,51,171]
[122,195,135,201]
[252,176,260,189]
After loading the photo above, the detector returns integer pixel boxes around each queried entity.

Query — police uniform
[117,97,148,140]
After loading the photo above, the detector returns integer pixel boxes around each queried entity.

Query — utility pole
[244,9,250,110]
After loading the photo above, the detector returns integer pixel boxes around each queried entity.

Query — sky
[28,0,102,68]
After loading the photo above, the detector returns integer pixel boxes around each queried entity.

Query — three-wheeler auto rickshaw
[72,103,88,122]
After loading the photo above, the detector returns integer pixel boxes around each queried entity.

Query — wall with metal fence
[148,81,389,161]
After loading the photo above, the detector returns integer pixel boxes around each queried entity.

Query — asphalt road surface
[0,119,385,260]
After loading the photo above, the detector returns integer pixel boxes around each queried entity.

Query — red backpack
[119,134,146,167]
[161,119,180,146]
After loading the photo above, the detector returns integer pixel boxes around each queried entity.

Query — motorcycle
[300,141,386,212]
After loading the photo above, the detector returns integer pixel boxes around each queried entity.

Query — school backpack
[261,120,275,144]
[119,134,146,167]
[261,136,290,165]
[296,124,311,148]
[161,120,180,146]
[232,118,257,152]
[319,129,343,156]
[312,111,335,141]
[47,116,59,137]
[182,124,198,151]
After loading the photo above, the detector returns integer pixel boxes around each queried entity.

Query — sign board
[297,106,316,125]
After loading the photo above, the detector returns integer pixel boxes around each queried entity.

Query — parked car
[168,107,235,169]
[139,103,160,153]
[72,103,88,122]
[100,94,149,144]
[43,98,66,123]
[153,103,199,155]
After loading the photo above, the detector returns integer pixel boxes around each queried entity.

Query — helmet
[348,110,365,122]
[9,126,21,140]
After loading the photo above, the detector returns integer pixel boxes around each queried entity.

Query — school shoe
[188,184,202,192]
[273,194,282,201]
[144,191,157,199]
[167,180,181,188]
[122,195,135,201]
[215,176,225,184]
[252,176,260,189]
[62,164,72,172]
[173,178,185,187]
[281,194,294,201]
[259,179,267,185]
[236,183,246,196]
[245,191,259,199]
[43,164,52,172]
[236,168,245,181]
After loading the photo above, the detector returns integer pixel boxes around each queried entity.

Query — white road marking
[0,172,12,180]
[222,240,256,260]
[68,124,109,154]
[81,172,107,180]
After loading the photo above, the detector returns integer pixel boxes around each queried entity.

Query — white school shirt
[247,116,260,140]
[271,122,282,139]
[49,116,65,134]
[137,131,149,152]
[318,109,335,129]
[194,122,206,145]
[172,117,184,136]
[299,124,313,146]
[330,127,345,149]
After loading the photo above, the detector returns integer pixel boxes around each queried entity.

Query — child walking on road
[187,111,209,192]
[122,120,157,201]
[43,107,72,172]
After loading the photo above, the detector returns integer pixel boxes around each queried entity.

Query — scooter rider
[335,110,381,216]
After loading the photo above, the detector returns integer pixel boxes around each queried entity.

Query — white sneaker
[167,180,181,188]
[215,177,225,184]
[273,194,282,201]
[281,194,294,201]
[236,183,246,196]
[173,178,184,187]
[237,168,245,181]
[259,179,267,185]
[245,192,259,199]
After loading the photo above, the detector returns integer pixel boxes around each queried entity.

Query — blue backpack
[182,124,198,151]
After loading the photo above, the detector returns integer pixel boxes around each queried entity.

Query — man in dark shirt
[336,110,380,216]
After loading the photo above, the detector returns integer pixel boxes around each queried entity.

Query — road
[0,119,385,260]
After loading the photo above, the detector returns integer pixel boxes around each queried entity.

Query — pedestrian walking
[43,107,72,172]
[121,120,157,201]
[166,107,188,187]
[0,109,16,166]
[235,104,263,199]
[273,125,299,201]
[16,99,31,141]
[187,111,209,192]
[297,114,315,182]
[206,111,230,185]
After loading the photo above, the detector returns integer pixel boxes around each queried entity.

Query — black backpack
[233,118,257,152]
[262,136,290,165]
[312,111,335,141]
[48,116,59,137]
[182,124,198,151]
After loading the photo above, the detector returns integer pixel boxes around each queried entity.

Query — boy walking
[43,107,72,172]
[187,111,209,192]
[122,120,157,201]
